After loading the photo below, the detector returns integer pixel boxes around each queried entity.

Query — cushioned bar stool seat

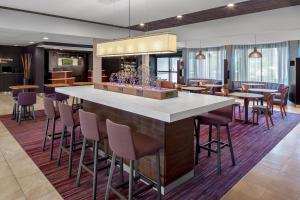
[41,97,62,160]
[57,103,82,177]
[194,105,236,175]
[16,92,36,124]
[76,109,110,200]
[105,119,162,200]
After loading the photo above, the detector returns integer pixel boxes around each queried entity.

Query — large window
[156,57,179,83]
[188,47,226,81]
[232,42,289,84]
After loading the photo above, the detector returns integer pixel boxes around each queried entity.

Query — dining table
[181,86,207,93]
[242,83,265,88]
[44,83,70,88]
[72,82,94,86]
[202,84,223,95]
[248,88,278,93]
[229,92,264,124]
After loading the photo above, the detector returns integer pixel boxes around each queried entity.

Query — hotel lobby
[0,0,300,199]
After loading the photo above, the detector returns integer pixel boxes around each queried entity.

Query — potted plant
[21,53,32,85]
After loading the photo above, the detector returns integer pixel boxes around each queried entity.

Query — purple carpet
[1,109,299,200]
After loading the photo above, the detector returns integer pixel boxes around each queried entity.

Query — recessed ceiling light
[60,48,63,51]
[227,3,235,8]
[43,37,49,40]
[29,41,34,44]
[139,23,145,27]
[176,15,183,19]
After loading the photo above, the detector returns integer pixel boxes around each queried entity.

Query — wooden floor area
[0,92,300,200]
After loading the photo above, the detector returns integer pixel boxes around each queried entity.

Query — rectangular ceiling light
[97,33,177,57]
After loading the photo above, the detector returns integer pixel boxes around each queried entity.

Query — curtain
[187,47,226,81]
[231,42,289,84]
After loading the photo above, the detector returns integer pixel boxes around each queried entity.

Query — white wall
[159,6,300,48]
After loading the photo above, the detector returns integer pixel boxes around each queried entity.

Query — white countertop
[56,86,235,123]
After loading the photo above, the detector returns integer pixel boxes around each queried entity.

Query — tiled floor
[0,93,62,200]
[0,92,300,200]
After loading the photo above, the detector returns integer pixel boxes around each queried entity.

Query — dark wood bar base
[83,100,194,190]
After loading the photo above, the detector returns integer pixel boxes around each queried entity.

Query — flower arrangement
[21,53,32,83]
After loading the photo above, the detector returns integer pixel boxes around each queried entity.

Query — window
[187,47,226,81]
[156,57,180,83]
[232,42,289,84]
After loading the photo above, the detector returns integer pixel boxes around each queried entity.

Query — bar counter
[56,85,234,193]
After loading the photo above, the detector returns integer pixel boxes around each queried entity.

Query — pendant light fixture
[195,40,206,60]
[96,0,177,57]
[248,34,262,58]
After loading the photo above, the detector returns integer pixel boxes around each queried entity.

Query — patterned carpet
[1,109,300,200]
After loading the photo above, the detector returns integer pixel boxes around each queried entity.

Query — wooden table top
[44,83,69,88]
[229,92,264,99]
[181,87,207,91]
[72,82,94,86]
[242,83,265,86]
[202,84,223,88]
[248,88,278,93]
[9,85,39,90]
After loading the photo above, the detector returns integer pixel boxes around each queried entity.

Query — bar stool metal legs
[41,118,57,160]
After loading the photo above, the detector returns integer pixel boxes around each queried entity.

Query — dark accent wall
[289,58,300,105]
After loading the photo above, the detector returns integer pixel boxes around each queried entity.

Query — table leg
[244,98,249,124]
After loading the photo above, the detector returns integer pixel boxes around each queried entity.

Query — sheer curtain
[187,47,226,81]
[231,42,289,84]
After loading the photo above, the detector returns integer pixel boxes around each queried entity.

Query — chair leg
[76,137,87,187]
[128,160,134,200]
[269,112,274,127]
[41,118,50,152]
[216,125,221,175]
[279,106,284,119]
[155,151,161,200]
[264,111,270,130]
[119,158,124,184]
[31,105,35,120]
[105,153,117,200]
[57,126,66,166]
[18,106,23,124]
[282,105,287,116]
[50,119,56,160]
[226,125,236,166]
[92,141,98,200]
[238,106,241,119]
[194,118,200,165]
[12,102,16,119]
[207,124,212,157]
[252,111,255,126]
[104,139,109,176]
[68,128,74,177]
[233,106,236,120]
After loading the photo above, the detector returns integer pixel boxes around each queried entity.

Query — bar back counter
[56,85,234,193]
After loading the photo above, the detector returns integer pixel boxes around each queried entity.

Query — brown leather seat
[198,112,232,125]
[133,133,162,158]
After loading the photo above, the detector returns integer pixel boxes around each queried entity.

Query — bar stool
[57,103,81,177]
[11,89,21,120]
[194,105,236,174]
[105,119,162,200]
[41,97,61,160]
[16,92,36,124]
[55,92,69,104]
[76,109,110,200]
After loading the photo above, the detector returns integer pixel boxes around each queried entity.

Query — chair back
[58,103,74,127]
[44,97,56,119]
[241,84,249,92]
[106,119,136,160]
[222,84,229,96]
[266,93,275,110]
[55,93,69,102]
[209,105,233,122]
[12,90,21,98]
[79,109,100,141]
[161,81,174,89]
[17,92,36,106]
[44,87,55,95]
[281,87,289,102]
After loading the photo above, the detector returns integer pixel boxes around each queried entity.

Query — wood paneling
[83,101,194,186]
[131,0,300,31]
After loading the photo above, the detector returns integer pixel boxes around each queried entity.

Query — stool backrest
[106,119,136,160]
[210,105,233,122]
[44,97,56,119]
[55,93,69,102]
[58,103,74,127]
[18,92,36,106]
[79,109,100,141]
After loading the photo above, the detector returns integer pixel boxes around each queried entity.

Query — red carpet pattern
[1,110,300,200]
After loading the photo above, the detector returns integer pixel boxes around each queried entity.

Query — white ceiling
[0,0,247,26]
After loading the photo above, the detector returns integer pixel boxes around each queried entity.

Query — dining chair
[16,92,36,124]
[272,86,289,118]
[252,93,275,130]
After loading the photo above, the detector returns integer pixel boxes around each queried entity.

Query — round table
[202,84,223,95]
[44,83,69,88]
[229,92,264,124]
[181,87,207,93]
[248,88,278,93]
[242,83,265,88]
